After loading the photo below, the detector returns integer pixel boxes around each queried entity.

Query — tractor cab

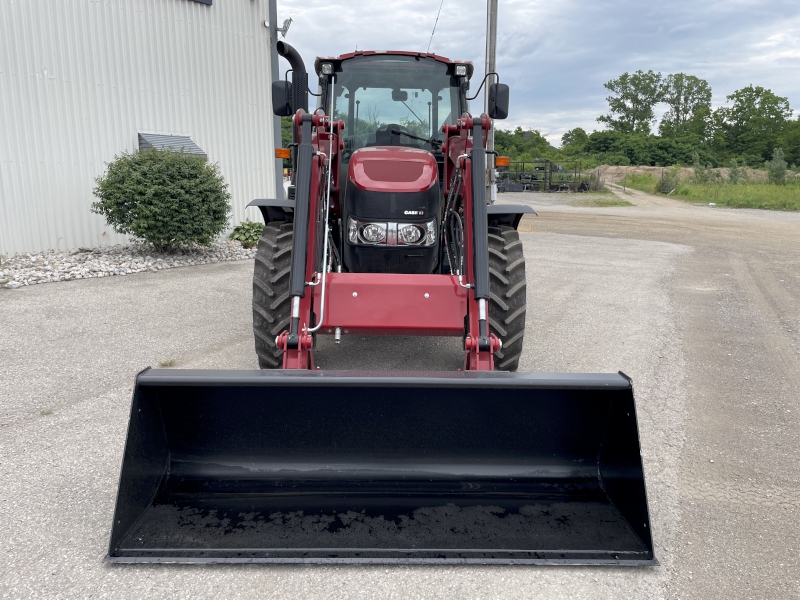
[314,53,472,167]
[312,52,473,274]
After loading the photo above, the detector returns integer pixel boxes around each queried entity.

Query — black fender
[247,199,294,224]
[487,204,537,229]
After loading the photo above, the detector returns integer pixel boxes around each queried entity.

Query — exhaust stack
[276,40,308,114]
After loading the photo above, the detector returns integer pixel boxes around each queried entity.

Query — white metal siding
[0,0,275,256]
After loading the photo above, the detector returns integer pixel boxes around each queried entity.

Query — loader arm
[279,108,500,371]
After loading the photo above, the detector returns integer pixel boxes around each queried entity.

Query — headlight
[398,224,422,244]
[397,219,437,246]
[455,65,467,76]
[425,219,436,245]
[346,218,437,247]
[321,62,334,75]
[347,217,358,243]
[361,223,387,243]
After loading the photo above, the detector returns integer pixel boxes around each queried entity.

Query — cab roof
[313,51,474,80]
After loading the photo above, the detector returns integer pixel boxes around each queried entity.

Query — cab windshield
[323,55,462,158]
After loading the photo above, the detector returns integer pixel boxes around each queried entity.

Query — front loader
[106,44,656,565]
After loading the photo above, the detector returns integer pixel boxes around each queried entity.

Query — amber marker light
[275,148,292,159]
[495,156,510,167]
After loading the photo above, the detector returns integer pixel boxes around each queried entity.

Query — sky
[274,0,800,145]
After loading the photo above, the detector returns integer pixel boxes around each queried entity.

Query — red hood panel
[349,147,438,193]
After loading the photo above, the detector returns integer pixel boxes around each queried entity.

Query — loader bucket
[106,369,656,565]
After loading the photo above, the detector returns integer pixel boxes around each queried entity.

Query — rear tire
[252,222,293,369]
[488,226,527,371]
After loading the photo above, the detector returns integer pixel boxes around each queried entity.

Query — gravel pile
[1,240,256,289]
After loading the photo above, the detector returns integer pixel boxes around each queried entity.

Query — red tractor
[250,46,530,372]
[105,44,656,566]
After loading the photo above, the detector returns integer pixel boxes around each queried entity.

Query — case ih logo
[404,210,424,216]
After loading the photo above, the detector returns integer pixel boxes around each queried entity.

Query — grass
[158,358,177,367]
[620,173,660,194]
[591,186,616,195]
[619,172,800,210]
[575,198,634,207]
[39,408,53,416]
[674,182,800,210]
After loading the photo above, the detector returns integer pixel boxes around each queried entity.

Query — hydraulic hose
[308,78,335,334]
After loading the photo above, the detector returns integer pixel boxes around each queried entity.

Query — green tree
[280,116,294,168]
[682,104,714,140]
[561,127,589,151]
[494,127,556,161]
[281,116,293,147]
[597,70,665,134]
[659,74,712,136]
[583,129,708,167]
[715,85,793,161]
[780,117,800,165]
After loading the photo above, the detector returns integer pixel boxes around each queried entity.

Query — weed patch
[576,198,634,207]
[621,173,660,194]
[230,220,265,248]
[619,170,800,210]
[675,182,800,210]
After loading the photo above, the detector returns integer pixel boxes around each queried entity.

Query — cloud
[274,0,800,139]
[668,23,703,37]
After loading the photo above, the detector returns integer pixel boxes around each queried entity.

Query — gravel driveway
[1,189,798,599]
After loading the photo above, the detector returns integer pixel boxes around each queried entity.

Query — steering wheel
[379,123,411,137]
[373,123,416,147]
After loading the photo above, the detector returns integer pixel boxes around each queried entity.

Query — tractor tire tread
[505,256,525,274]
[488,267,509,286]
[254,255,276,272]
[504,279,526,299]
[487,233,505,244]
[489,291,509,312]
[252,275,273,297]
[252,222,294,369]
[489,317,507,338]
[487,226,526,372]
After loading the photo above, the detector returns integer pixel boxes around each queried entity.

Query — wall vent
[138,133,207,160]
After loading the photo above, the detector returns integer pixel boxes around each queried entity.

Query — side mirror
[272,80,293,117]
[487,83,510,120]
[391,89,409,102]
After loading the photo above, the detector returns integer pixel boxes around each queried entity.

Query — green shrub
[92,149,231,252]
[230,220,265,248]
[661,165,681,192]
[728,158,743,185]
[602,153,631,166]
[692,151,713,184]
[765,148,787,185]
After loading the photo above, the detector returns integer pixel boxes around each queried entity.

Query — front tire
[487,226,527,371]
[252,222,293,369]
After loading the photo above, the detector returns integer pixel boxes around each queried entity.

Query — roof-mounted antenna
[427,0,445,53]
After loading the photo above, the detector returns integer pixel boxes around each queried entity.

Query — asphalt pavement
[1,189,797,599]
